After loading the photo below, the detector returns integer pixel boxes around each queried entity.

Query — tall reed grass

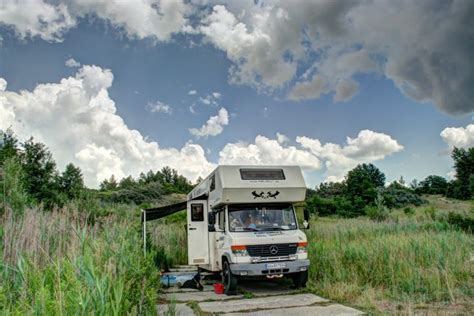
[1,206,160,315]
[307,217,474,312]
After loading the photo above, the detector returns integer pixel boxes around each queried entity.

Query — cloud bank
[220,130,403,182]
[0,65,214,187]
[1,1,472,114]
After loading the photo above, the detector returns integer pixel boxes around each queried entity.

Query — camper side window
[218,211,225,231]
[191,204,204,222]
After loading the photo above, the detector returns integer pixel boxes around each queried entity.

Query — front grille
[246,243,297,257]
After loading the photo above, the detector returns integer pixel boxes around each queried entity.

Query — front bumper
[230,259,310,276]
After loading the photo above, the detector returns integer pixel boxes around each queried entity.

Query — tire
[222,260,238,295]
[291,270,308,289]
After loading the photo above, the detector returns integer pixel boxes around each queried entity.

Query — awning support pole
[142,209,146,256]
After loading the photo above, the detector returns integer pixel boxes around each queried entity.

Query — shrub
[447,211,474,233]
[381,187,425,209]
[403,207,415,216]
[365,193,390,222]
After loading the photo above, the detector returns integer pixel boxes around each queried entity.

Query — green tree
[20,138,59,208]
[345,163,386,215]
[0,157,28,214]
[417,175,448,195]
[0,128,19,165]
[59,163,84,199]
[100,175,118,191]
[119,175,136,189]
[449,147,474,199]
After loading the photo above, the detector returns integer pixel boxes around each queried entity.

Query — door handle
[189,227,197,230]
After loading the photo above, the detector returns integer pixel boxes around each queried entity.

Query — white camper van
[186,165,310,294]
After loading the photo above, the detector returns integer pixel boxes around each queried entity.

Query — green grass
[2,196,472,314]
[1,206,161,315]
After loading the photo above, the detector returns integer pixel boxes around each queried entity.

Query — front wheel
[222,260,238,295]
[291,270,308,288]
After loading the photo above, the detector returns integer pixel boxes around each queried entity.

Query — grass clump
[1,206,160,315]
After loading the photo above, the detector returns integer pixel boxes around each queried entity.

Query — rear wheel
[291,270,308,288]
[222,260,238,295]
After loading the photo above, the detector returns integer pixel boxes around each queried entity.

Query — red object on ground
[213,283,225,294]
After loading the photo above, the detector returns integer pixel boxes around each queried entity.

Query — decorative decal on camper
[251,190,280,199]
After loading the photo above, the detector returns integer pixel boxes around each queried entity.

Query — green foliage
[345,163,386,216]
[0,128,19,164]
[380,186,425,209]
[99,167,193,205]
[447,147,474,200]
[446,211,474,233]
[417,175,448,195]
[365,192,390,222]
[58,163,85,200]
[100,182,164,205]
[403,207,415,216]
[20,138,60,209]
[100,175,119,191]
[307,164,389,217]
[0,157,29,214]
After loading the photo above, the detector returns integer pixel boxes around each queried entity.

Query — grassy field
[1,196,472,314]
[150,196,474,314]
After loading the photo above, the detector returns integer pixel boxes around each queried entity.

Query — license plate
[266,262,286,269]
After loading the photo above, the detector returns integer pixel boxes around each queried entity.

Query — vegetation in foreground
[1,129,473,314]
[0,206,161,315]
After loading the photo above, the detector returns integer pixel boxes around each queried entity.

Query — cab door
[187,200,210,265]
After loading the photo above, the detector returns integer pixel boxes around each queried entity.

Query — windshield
[228,204,297,232]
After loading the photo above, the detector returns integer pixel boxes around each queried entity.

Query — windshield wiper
[243,227,260,231]
[263,227,285,231]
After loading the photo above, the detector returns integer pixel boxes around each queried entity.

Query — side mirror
[208,212,216,232]
[303,208,310,229]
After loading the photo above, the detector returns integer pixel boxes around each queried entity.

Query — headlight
[297,242,307,254]
[231,245,248,257]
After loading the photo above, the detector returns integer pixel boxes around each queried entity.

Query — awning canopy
[141,201,187,222]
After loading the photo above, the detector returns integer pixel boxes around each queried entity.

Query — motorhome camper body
[186,165,310,294]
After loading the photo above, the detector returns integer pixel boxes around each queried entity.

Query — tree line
[306,146,473,218]
[1,128,472,216]
[0,129,194,212]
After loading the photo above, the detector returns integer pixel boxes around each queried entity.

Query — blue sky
[0,1,473,187]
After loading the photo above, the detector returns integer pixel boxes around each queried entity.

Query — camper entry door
[187,201,210,265]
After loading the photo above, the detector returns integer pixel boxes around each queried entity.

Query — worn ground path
[157,266,364,315]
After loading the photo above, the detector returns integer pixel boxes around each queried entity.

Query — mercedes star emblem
[269,245,279,255]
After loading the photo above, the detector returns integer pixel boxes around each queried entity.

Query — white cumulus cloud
[219,130,403,182]
[147,101,172,114]
[189,108,229,138]
[0,65,214,187]
[65,58,81,68]
[440,124,474,148]
[0,0,190,42]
